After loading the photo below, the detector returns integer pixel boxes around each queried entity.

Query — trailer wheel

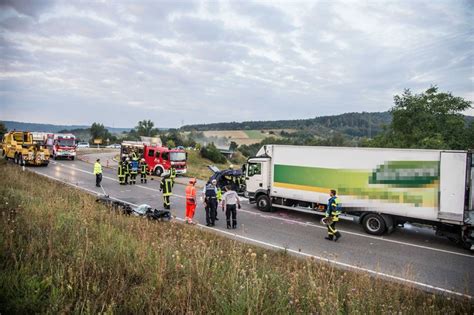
[362,213,387,235]
[256,195,272,212]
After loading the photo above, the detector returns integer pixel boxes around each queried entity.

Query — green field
[244,130,268,140]
[0,161,471,313]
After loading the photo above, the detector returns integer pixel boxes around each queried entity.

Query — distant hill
[1,121,130,134]
[181,112,393,138]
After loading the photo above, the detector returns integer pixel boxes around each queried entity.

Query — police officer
[325,189,342,241]
[140,158,148,184]
[160,173,173,210]
[117,159,126,185]
[203,179,218,226]
[129,157,139,185]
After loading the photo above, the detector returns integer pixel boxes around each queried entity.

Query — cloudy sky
[1,0,472,128]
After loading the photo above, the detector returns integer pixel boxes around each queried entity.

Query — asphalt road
[24,158,473,299]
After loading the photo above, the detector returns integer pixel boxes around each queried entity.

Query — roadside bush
[200,143,226,164]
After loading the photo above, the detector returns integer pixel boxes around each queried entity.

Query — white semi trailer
[245,145,474,249]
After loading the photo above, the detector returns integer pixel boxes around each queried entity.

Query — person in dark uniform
[324,189,342,242]
[203,179,218,226]
[139,158,148,184]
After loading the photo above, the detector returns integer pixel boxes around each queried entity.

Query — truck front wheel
[154,167,163,176]
[256,195,272,212]
[362,213,387,235]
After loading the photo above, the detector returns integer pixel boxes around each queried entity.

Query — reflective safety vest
[326,196,341,222]
[216,188,222,202]
[185,185,196,204]
[118,164,125,177]
[140,162,148,174]
[130,160,139,174]
[170,168,177,179]
[93,162,102,175]
[161,177,173,196]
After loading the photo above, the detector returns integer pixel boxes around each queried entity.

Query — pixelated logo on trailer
[369,161,439,187]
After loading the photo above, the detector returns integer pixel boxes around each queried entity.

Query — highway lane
[25,159,473,298]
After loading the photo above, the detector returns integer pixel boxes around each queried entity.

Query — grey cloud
[173,16,226,42]
[37,16,115,38]
[0,0,54,18]
[232,1,295,33]
[1,0,472,126]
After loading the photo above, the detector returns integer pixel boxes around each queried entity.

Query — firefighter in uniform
[124,158,130,185]
[185,178,197,224]
[160,173,173,210]
[169,167,177,187]
[324,189,342,241]
[117,159,126,185]
[140,158,148,184]
[129,157,139,185]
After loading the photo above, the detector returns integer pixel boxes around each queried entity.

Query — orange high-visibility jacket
[185,185,196,204]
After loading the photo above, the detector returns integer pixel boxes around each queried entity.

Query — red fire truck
[121,141,187,176]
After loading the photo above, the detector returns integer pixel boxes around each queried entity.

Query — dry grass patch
[0,162,472,314]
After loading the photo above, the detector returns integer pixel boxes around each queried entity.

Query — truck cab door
[246,158,270,194]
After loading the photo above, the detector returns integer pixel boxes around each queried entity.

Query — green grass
[186,150,231,180]
[0,162,472,313]
[244,130,268,140]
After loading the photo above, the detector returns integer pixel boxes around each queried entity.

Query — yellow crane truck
[1,131,50,166]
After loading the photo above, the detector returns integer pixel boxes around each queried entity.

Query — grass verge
[0,162,472,313]
[185,150,229,180]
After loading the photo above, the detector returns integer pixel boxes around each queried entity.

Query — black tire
[20,155,24,166]
[362,213,387,235]
[154,167,163,176]
[256,194,272,212]
[14,153,19,164]
[71,156,75,161]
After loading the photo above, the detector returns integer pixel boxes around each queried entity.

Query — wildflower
[251,252,257,258]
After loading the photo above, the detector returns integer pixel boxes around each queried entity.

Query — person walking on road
[324,189,342,241]
[185,178,197,224]
[221,185,241,229]
[203,179,218,226]
[93,158,102,187]
[140,158,148,184]
[160,173,173,210]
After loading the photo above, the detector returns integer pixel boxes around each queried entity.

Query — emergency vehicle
[50,134,77,160]
[121,141,187,176]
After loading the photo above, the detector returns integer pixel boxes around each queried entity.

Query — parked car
[106,143,121,149]
[77,142,90,148]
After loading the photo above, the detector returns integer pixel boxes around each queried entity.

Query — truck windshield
[247,163,261,177]
[170,152,186,161]
[58,139,75,146]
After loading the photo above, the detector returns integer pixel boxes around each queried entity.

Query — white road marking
[28,167,472,300]
[49,160,473,259]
